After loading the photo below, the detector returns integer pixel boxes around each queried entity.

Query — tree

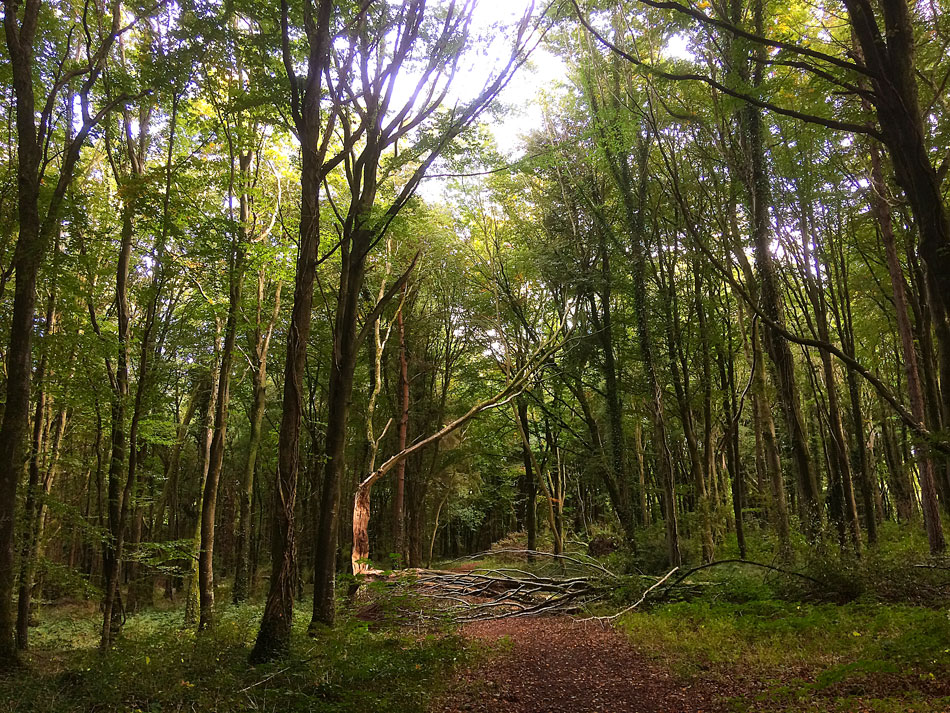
[0,0,129,664]
[249,0,339,663]
[309,0,536,629]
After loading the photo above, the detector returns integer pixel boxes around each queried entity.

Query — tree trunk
[311,247,365,629]
[199,150,250,629]
[593,241,635,543]
[15,276,56,650]
[393,300,409,564]
[743,101,821,538]
[718,333,747,559]
[234,279,280,603]
[0,11,52,666]
[845,0,950,423]
[250,0,334,662]
[514,399,562,554]
[799,204,862,553]
[0,1,116,664]
[100,157,138,650]
[185,354,220,629]
[833,249,878,544]
[518,400,538,551]
[868,142,945,553]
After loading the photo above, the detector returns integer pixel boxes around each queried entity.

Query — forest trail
[434,617,727,713]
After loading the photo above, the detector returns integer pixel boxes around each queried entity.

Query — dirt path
[434,616,729,713]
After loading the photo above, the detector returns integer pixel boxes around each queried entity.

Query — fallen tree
[369,553,841,622]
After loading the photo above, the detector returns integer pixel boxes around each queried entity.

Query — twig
[579,567,680,623]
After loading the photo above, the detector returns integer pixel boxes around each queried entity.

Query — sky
[414,0,569,202]
[416,1,695,200]
[467,0,570,155]
[465,2,694,154]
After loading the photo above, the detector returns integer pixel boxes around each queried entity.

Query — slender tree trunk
[185,357,220,628]
[589,93,676,559]
[250,0,334,662]
[697,268,719,555]
[661,252,714,562]
[15,275,56,649]
[633,418,649,525]
[427,494,448,568]
[515,398,562,553]
[0,2,116,663]
[393,299,409,563]
[154,383,199,548]
[799,205,862,553]
[351,269,397,576]
[752,319,791,554]
[625,143,680,567]
[845,0,950,414]
[718,337,747,559]
[198,151,250,629]
[518,400,538,551]
[593,243,635,542]
[0,12,50,665]
[100,155,139,649]
[311,248,365,629]
[868,143,945,553]
[743,99,821,538]
[234,279,280,603]
[834,255,878,544]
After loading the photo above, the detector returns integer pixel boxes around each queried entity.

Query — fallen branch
[661,558,825,594]
[578,567,680,623]
[371,551,827,626]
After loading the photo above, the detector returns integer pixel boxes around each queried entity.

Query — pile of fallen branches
[404,550,617,620]
[410,568,600,620]
[385,551,832,622]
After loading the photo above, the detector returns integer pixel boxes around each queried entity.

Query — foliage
[620,565,950,711]
[0,602,465,713]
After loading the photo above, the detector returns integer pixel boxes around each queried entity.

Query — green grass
[621,599,950,711]
[6,541,950,713]
[0,600,466,713]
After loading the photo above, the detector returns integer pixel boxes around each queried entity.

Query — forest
[1,0,950,710]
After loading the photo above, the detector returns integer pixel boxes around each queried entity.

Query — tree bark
[250,0,334,663]
[799,202,862,553]
[234,279,280,603]
[742,92,821,539]
[311,245,366,627]
[0,0,117,663]
[393,298,410,563]
[14,270,57,649]
[868,142,945,553]
[844,0,950,407]
[198,148,251,629]
[518,399,538,551]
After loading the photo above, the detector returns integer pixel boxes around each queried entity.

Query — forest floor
[426,548,950,713]
[3,561,950,712]
[434,616,727,712]
[433,606,950,713]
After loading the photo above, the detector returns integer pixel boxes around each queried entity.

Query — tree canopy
[1,0,949,676]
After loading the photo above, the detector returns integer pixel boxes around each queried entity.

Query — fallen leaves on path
[434,616,728,713]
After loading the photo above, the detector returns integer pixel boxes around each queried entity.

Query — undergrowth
[621,581,950,711]
[0,600,465,713]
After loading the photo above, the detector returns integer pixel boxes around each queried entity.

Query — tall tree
[310,0,534,628]
[0,0,126,663]
[250,0,340,663]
